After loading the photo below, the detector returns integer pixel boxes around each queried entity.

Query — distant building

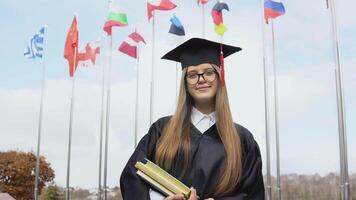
[0,193,16,200]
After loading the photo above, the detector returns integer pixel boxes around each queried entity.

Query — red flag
[64,16,79,77]
[129,31,146,44]
[78,42,100,65]
[118,31,146,59]
[197,0,210,5]
[147,0,177,21]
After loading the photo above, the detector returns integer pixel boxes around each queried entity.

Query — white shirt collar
[191,107,216,133]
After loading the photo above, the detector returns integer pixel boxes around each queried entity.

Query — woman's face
[186,63,218,104]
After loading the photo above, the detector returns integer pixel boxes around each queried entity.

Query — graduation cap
[161,37,242,86]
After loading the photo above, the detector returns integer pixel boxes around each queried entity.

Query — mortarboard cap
[161,37,242,86]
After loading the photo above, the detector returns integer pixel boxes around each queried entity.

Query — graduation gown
[120,116,265,200]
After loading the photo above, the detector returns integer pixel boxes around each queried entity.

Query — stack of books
[135,158,191,199]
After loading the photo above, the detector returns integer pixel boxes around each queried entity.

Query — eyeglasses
[185,69,217,85]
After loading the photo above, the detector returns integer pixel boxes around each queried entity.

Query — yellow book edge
[135,159,191,198]
[136,170,175,197]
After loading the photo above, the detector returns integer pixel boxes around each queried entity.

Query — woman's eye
[204,71,214,76]
[188,74,198,79]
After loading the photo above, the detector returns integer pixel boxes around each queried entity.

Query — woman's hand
[165,187,214,200]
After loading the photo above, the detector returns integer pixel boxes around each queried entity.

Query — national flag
[128,31,146,44]
[211,1,229,36]
[168,15,185,36]
[103,3,128,35]
[264,0,285,24]
[197,0,210,5]
[64,16,79,77]
[118,31,146,59]
[24,27,45,59]
[78,42,100,67]
[147,0,177,21]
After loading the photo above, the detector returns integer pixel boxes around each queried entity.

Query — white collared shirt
[149,107,216,199]
[191,107,216,133]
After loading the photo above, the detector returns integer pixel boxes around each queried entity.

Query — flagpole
[97,36,106,200]
[134,39,141,148]
[34,25,48,200]
[260,0,272,198]
[271,20,281,200]
[103,33,113,200]
[329,0,349,199]
[65,39,78,200]
[150,15,156,124]
[202,5,206,38]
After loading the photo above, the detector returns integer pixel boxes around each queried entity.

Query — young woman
[120,38,265,200]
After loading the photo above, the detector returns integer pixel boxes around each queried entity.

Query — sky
[0,0,355,191]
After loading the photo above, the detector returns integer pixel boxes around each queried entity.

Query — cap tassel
[220,44,225,87]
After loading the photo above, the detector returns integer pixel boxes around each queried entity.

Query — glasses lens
[203,70,216,82]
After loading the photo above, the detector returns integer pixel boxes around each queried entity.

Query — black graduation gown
[120,116,265,200]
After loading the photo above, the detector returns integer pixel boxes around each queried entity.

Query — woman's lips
[196,86,210,91]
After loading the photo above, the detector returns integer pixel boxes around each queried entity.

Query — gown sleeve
[119,117,169,200]
[216,125,265,200]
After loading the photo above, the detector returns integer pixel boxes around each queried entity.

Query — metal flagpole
[271,21,281,200]
[97,36,106,200]
[65,33,78,200]
[103,33,113,200]
[202,4,206,38]
[34,25,48,200]
[150,16,156,125]
[329,0,349,199]
[134,40,141,148]
[259,0,272,197]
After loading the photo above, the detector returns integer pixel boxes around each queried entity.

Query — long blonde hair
[155,65,242,197]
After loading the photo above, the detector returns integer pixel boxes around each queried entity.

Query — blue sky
[0,0,355,190]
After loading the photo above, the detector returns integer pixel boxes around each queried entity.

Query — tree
[40,184,64,200]
[0,151,55,200]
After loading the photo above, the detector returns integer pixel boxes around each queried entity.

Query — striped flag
[169,15,185,36]
[24,27,45,59]
[211,1,229,36]
[103,3,128,35]
[264,0,285,24]
[118,31,146,59]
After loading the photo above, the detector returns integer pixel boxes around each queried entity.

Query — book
[135,158,191,199]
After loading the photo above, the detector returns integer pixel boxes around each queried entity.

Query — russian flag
[264,0,285,24]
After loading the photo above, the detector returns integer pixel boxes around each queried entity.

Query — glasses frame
[185,68,218,85]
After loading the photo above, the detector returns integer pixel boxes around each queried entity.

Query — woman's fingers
[188,187,198,200]
[165,194,185,200]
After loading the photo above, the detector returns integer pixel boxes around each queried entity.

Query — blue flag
[24,27,45,59]
[169,15,185,36]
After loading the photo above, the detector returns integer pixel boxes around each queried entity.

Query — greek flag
[24,27,45,59]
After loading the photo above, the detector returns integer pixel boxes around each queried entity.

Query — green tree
[41,184,64,200]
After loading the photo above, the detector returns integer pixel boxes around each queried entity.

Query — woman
[120,38,265,200]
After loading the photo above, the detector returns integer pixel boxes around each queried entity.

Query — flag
[169,15,185,36]
[211,1,229,36]
[103,3,128,35]
[147,0,177,21]
[24,27,45,59]
[118,31,146,59]
[197,0,210,5]
[78,42,100,67]
[264,0,285,24]
[128,31,146,44]
[64,16,79,77]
